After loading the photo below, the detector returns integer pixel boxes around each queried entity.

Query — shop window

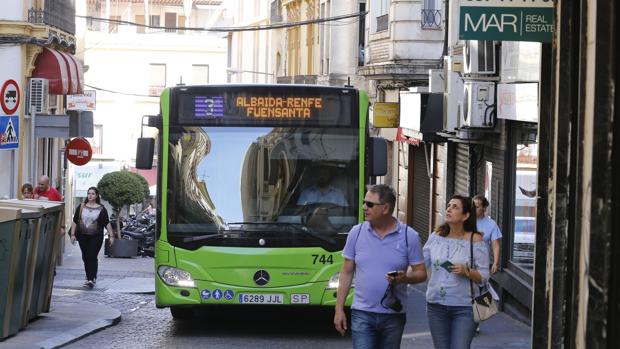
[511,143,538,274]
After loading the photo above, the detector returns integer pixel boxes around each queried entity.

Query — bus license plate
[238,293,284,304]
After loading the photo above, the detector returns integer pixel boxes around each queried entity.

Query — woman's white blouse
[423,233,489,307]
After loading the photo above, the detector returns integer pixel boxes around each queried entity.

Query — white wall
[228,0,272,83]
[329,1,358,76]
[0,0,25,21]
[0,45,23,198]
[79,3,227,163]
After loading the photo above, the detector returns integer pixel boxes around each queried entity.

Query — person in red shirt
[34,175,63,201]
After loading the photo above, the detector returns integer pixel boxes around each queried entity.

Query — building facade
[359,0,444,242]
[72,0,228,198]
[226,0,272,83]
[0,0,80,218]
[369,0,542,321]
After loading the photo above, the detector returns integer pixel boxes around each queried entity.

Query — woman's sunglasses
[363,200,384,208]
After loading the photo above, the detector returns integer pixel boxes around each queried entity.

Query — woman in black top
[69,186,116,289]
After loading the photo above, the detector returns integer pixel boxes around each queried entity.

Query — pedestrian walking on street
[472,195,502,334]
[473,195,502,275]
[334,184,427,349]
[423,195,489,349]
[21,183,34,199]
[69,186,116,289]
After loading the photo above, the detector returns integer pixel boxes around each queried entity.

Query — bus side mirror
[368,137,387,177]
[136,115,159,170]
[136,138,155,169]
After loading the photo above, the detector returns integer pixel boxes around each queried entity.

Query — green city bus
[136,84,386,318]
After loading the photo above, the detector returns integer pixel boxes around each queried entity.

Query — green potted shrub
[98,170,149,257]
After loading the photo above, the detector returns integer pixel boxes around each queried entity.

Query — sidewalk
[402,284,531,349]
[0,242,155,349]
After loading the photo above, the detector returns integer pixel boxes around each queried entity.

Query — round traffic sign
[1,79,20,115]
[66,137,93,166]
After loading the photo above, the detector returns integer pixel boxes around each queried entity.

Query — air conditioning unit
[443,57,464,132]
[464,40,497,75]
[460,81,496,128]
[429,69,445,93]
[28,78,49,114]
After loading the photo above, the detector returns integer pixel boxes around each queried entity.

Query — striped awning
[31,48,84,95]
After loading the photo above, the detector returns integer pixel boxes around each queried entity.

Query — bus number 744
[312,254,333,265]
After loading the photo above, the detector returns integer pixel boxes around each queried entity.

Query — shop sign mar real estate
[459,0,554,42]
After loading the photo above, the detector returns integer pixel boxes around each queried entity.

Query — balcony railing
[28,6,76,35]
[421,9,442,30]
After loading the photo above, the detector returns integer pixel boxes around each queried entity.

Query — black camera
[381,284,403,312]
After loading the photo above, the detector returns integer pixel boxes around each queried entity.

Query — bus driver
[297,169,348,207]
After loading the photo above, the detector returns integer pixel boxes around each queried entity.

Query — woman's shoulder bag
[469,233,499,323]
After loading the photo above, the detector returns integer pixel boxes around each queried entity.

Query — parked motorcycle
[107,212,155,257]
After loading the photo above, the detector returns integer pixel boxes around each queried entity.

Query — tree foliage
[127,171,150,202]
[98,171,150,237]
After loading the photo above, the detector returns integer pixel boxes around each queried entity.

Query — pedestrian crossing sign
[0,115,19,150]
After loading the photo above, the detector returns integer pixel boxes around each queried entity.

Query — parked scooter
[120,212,156,257]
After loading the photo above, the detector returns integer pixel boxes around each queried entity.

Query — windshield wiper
[182,233,224,243]
[227,222,337,246]
[295,225,337,246]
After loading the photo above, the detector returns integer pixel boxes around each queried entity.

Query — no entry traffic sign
[66,137,93,166]
[1,79,20,115]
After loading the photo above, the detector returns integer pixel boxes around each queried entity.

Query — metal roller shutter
[412,144,431,240]
[454,143,470,196]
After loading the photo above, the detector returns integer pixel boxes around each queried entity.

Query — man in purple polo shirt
[334,184,427,349]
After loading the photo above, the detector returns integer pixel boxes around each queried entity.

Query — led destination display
[176,86,356,127]
[235,96,323,119]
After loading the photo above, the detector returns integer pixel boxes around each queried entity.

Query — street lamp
[226,68,275,83]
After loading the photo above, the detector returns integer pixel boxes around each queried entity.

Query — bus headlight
[327,272,355,289]
[158,266,196,288]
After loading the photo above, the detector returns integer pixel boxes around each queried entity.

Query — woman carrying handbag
[69,186,116,289]
[423,195,490,349]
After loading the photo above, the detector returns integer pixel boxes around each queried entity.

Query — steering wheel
[299,203,345,234]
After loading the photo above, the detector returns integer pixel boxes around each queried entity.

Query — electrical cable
[84,84,155,97]
[76,11,368,33]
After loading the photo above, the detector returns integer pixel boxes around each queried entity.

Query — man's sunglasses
[363,200,384,208]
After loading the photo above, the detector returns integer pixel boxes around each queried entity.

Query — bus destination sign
[235,96,322,119]
[179,86,355,127]
[195,96,225,118]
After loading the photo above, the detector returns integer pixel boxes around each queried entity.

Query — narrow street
[53,244,529,349]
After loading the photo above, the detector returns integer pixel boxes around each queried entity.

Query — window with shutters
[135,15,145,33]
[109,15,120,33]
[165,12,176,33]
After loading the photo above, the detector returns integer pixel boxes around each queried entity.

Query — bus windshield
[166,126,359,249]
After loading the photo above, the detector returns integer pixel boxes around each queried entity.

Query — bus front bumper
[155,276,353,308]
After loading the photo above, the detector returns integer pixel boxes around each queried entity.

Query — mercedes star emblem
[253,270,270,286]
